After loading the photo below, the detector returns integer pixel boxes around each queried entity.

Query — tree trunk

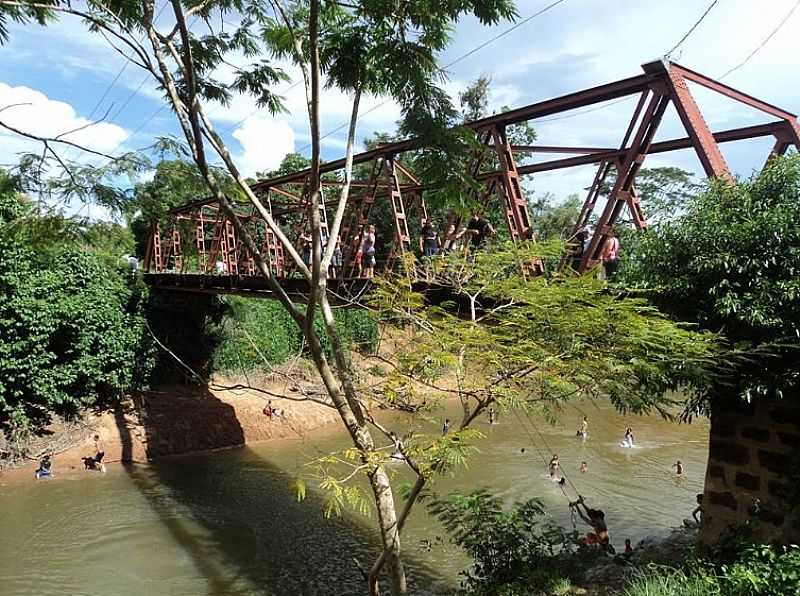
[368,465,406,596]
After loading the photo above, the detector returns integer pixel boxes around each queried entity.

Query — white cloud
[232,116,295,176]
[0,82,129,164]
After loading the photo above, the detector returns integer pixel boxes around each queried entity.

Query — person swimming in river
[576,416,588,439]
[622,427,634,448]
[580,461,588,474]
[35,454,53,479]
[549,454,560,479]
[488,407,497,425]
[570,496,612,552]
[672,460,684,475]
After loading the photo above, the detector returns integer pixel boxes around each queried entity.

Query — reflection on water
[0,400,707,595]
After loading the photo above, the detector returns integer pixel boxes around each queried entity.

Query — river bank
[0,373,343,485]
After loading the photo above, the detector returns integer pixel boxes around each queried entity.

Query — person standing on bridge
[300,233,312,268]
[466,211,495,251]
[601,229,620,279]
[330,239,343,279]
[420,218,440,258]
[361,225,376,278]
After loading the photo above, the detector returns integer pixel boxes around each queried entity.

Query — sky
[1,0,799,220]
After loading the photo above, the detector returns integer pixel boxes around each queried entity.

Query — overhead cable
[719,0,800,79]
[664,0,719,59]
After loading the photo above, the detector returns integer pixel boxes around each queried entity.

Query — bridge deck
[144,273,463,308]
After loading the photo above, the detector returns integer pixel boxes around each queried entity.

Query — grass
[622,567,717,596]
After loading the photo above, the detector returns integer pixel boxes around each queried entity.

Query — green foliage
[211,297,378,373]
[372,242,719,419]
[531,193,582,241]
[718,544,800,595]
[0,220,154,431]
[624,545,800,596]
[623,566,717,596]
[212,297,301,372]
[428,490,582,595]
[619,155,800,403]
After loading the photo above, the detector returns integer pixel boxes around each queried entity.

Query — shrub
[428,489,583,595]
[623,566,718,596]
[212,298,379,374]
[0,245,154,431]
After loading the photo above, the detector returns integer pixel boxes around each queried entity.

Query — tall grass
[622,567,718,596]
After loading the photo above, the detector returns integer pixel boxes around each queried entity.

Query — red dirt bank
[1,380,340,485]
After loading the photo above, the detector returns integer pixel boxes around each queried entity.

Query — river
[0,399,708,595]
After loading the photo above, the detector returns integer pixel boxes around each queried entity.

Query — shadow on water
[112,393,450,596]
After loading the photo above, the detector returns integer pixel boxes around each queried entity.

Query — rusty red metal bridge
[143,59,800,301]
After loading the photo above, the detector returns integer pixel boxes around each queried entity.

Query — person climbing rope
[570,496,613,553]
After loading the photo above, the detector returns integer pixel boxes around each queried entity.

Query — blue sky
[1,0,799,219]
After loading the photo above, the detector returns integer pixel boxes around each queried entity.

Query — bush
[428,489,583,595]
[623,566,717,596]
[212,297,301,372]
[0,245,154,431]
[211,297,379,374]
[624,544,800,596]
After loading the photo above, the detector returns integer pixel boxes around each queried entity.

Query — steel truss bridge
[144,60,800,302]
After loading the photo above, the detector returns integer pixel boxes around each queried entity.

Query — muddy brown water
[0,400,708,595]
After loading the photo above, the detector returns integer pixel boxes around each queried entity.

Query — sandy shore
[0,377,344,485]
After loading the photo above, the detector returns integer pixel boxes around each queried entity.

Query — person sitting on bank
[35,454,53,479]
[419,218,440,258]
[466,211,495,250]
[263,400,275,420]
[570,496,611,551]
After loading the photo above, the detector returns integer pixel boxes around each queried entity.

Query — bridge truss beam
[143,59,800,297]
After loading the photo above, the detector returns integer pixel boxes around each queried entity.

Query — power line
[480,0,719,128]
[664,0,719,59]
[295,0,571,154]
[719,0,800,79]
[84,1,169,122]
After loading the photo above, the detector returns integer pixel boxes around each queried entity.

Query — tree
[634,166,697,224]
[619,155,800,409]
[2,2,518,594]
[460,75,491,123]
[530,192,582,241]
[0,185,153,434]
[291,242,719,592]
